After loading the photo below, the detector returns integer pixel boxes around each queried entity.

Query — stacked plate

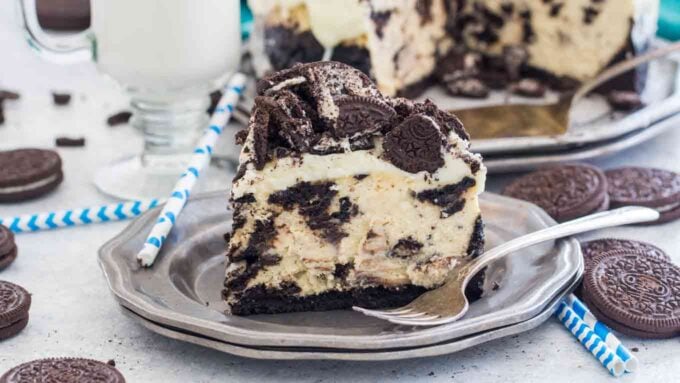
[99,192,583,361]
[424,43,680,174]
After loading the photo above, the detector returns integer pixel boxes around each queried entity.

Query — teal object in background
[659,0,680,40]
[241,0,253,39]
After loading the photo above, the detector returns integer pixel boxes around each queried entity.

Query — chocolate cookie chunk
[0,149,63,203]
[36,0,90,31]
[0,281,31,340]
[383,114,445,173]
[335,96,396,139]
[0,358,126,382]
[0,226,17,271]
[502,164,609,222]
[605,167,680,224]
[607,90,643,111]
[583,250,680,338]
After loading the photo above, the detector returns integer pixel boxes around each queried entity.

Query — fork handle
[464,206,660,280]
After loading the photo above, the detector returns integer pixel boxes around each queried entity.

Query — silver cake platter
[119,270,581,361]
[424,42,680,156]
[99,192,582,350]
[483,110,680,174]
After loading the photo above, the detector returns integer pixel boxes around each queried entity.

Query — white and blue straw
[0,199,161,233]
[136,73,246,267]
[555,301,625,377]
[566,294,638,372]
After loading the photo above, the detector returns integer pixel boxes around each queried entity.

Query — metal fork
[353,206,660,326]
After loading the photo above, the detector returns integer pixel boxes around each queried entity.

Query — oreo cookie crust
[502,164,608,222]
[584,250,680,338]
[605,167,680,224]
[0,225,17,271]
[0,149,63,203]
[0,281,31,340]
[0,358,125,383]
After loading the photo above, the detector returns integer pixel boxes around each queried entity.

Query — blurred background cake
[248,0,660,97]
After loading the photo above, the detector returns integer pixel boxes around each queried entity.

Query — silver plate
[119,271,581,361]
[483,111,680,174]
[99,192,582,350]
[425,41,680,155]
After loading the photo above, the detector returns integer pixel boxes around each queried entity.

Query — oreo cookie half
[383,114,445,173]
[502,164,609,222]
[1,358,126,383]
[583,250,680,338]
[0,149,63,203]
[0,225,17,271]
[605,167,680,224]
[0,281,31,340]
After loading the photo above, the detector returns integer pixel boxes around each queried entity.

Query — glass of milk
[17,0,241,199]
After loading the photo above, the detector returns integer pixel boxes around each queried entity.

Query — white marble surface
[1,3,679,382]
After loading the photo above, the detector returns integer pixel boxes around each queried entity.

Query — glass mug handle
[17,0,93,63]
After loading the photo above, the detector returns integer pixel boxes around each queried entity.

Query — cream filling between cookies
[655,201,680,213]
[0,174,59,194]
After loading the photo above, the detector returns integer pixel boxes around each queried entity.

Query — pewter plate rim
[99,192,582,350]
[484,111,680,174]
[120,271,581,361]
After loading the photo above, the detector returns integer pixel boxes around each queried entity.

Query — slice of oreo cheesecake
[223,62,486,315]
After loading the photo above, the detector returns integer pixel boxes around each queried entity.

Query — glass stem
[131,96,210,171]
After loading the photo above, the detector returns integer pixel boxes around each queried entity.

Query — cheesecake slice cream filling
[229,136,485,296]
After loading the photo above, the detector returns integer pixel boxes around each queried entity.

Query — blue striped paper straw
[0,199,161,233]
[566,294,639,372]
[555,301,625,377]
[136,73,247,267]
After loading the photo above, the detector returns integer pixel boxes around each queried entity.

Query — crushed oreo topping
[511,78,546,98]
[445,77,490,99]
[383,114,445,174]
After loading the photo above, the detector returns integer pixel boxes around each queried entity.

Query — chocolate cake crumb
[445,77,490,99]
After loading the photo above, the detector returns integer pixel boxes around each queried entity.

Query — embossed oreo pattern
[0,281,31,326]
[584,250,680,337]
[502,164,607,222]
[0,358,126,383]
[383,114,444,173]
[605,167,680,208]
[335,96,396,139]
[581,238,669,267]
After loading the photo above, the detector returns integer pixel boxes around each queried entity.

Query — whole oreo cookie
[502,164,609,222]
[0,281,31,340]
[0,149,63,203]
[383,114,445,173]
[0,358,126,383]
[583,250,680,338]
[605,167,680,224]
[0,225,17,271]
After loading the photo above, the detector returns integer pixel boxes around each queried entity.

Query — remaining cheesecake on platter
[223,62,486,315]
[248,0,659,97]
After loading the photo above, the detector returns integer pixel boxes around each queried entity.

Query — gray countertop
[1,4,678,382]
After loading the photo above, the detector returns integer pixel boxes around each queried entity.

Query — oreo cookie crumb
[511,79,546,98]
[607,90,642,111]
[55,137,86,147]
[52,92,72,106]
[416,177,476,218]
[107,111,132,126]
[389,237,423,258]
[445,77,489,98]
[0,90,20,101]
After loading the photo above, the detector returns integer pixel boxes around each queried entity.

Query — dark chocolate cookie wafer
[502,164,609,222]
[0,281,31,340]
[0,358,126,382]
[0,149,63,203]
[583,250,680,338]
[605,167,680,224]
[0,225,17,270]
